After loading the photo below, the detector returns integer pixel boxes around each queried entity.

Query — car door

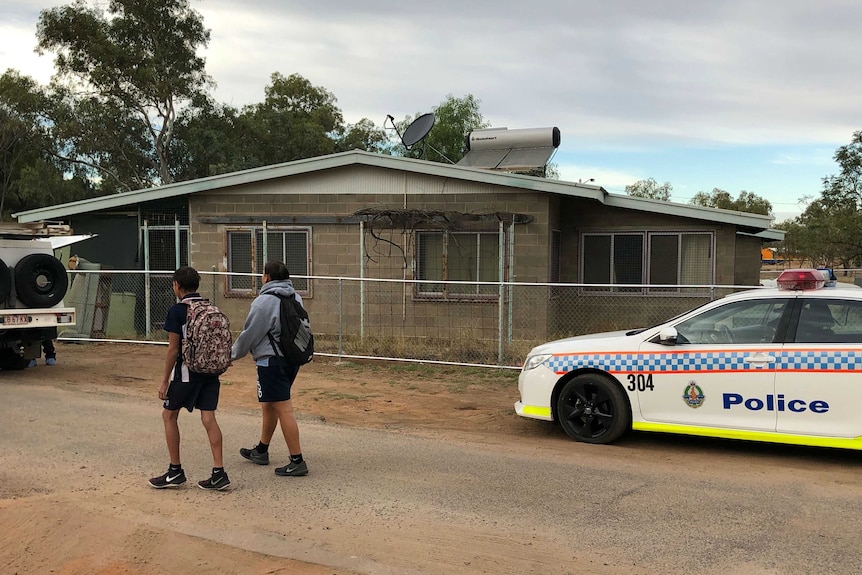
[637,297,789,431]
[776,297,862,437]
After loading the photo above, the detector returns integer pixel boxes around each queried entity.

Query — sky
[2,1,861,223]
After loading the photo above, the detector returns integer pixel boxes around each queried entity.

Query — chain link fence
[58,269,758,369]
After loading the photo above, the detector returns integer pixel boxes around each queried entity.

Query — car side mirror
[658,327,678,346]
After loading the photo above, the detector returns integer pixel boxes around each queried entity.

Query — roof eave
[603,194,775,232]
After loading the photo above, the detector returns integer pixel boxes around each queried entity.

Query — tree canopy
[689,188,772,216]
[399,94,489,163]
[625,178,672,201]
[35,0,212,189]
[777,131,862,268]
[0,70,94,218]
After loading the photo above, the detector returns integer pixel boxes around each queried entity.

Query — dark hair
[264,260,290,281]
[173,266,200,291]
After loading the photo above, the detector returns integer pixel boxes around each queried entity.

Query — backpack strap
[265,293,285,358]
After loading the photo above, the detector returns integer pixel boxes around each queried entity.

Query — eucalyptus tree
[625,178,673,201]
[36,0,212,189]
[690,188,772,216]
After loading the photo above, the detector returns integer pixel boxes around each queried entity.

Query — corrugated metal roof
[14,150,777,233]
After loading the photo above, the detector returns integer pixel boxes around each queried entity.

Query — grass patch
[313,390,378,401]
[323,359,519,391]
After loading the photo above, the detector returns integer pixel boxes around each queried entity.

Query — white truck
[0,223,75,370]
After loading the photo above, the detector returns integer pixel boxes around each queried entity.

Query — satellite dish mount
[385,113,454,163]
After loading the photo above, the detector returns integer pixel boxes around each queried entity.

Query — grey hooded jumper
[230,279,304,362]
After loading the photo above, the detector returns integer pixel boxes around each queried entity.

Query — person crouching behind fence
[231,260,309,477]
[149,266,230,491]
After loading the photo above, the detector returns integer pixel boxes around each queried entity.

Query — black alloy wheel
[556,374,631,444]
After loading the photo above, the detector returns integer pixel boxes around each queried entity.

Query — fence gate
[141,220,189,336]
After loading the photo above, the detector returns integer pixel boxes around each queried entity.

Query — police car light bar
[776,269,827,291]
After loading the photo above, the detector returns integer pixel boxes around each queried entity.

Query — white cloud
[557,163,642,191]
[1,0,859,209]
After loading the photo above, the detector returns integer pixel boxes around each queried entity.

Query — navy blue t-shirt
[164,292,200,336]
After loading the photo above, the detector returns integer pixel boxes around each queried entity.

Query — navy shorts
[256,356,300,402]
[164,373,220,412]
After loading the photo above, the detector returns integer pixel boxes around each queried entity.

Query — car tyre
[0,348,30,371]
[14,254,68,308]
[0,258,11,302]
[556,373,631,444]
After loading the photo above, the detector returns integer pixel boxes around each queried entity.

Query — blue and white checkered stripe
[547,350,862,373]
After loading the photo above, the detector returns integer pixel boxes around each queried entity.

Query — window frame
[225,226,312,297]
[579,230,715,294]
[414,229,504,301]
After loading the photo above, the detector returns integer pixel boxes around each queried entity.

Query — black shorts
[256,356,300,402]
[163,373,220,412]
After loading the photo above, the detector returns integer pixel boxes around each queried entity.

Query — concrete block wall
[186,165,553,341]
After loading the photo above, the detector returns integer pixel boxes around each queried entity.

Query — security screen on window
[226,228,310,294]
[255,230,309,291]
[582,231,713,291]
[582,234,643,290]
[416,231,500,297]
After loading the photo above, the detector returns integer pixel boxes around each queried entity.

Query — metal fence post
[359,220,365,338]
[338,278,344,359]
[143,220,151,338]
[174,218,181,269]
[498,220,505,365]
[262,220,268,268]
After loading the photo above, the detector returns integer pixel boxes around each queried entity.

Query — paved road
[2,381,862,574]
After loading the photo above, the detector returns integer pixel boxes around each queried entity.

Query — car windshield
[626,300,715,336]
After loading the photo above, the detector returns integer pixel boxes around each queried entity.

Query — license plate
[3,314,30,325]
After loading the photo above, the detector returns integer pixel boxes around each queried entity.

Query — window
[795,299,862,343]
[226,227,310,295]
[648,233,712,290]
[582,231,713,292]
[674,299,787,345]
[416,231,501,298]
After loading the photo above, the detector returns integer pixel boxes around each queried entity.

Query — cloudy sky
[3,0,861,222]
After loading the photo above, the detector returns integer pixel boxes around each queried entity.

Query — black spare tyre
[14,254,69,308]
[0,258,11,302]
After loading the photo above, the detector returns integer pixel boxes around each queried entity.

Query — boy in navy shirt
[149,266,230,490]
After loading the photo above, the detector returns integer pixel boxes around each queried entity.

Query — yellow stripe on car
[632,422,862,450]
[521,405,552,418]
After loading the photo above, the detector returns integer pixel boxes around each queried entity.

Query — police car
[515,269,862,449]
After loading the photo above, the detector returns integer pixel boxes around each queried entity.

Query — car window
[674,299,787,345]
[796,299,862,343]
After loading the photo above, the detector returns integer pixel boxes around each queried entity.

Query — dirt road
[2,343,862,575]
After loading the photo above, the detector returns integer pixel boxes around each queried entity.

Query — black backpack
[267,293,314,365]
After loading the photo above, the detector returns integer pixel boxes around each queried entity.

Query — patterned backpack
[182,298,232,375]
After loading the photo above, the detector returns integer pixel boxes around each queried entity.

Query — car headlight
[523,353,552,371]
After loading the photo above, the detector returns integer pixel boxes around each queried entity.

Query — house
[14,150,783,348]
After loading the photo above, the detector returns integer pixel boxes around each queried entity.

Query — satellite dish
[401,113,435,148]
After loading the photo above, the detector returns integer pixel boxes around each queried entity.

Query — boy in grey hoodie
[231,260,309,476]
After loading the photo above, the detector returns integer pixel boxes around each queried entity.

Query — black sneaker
[275,460,308,477]
[149,468,187,489]
[240,445,269,465]
[198,472,231,491]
